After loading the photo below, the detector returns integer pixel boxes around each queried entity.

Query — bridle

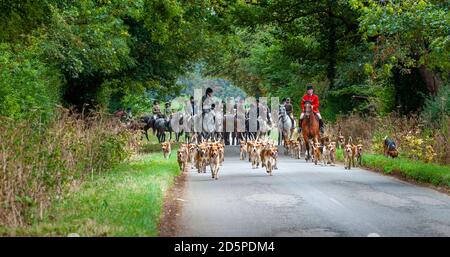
[303,101,312,118]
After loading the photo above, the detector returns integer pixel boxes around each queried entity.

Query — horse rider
[285,98,294,126]
[164,101,172,120]
[279,98,287,118]
[189,96,198,116]
[236,98,246,129]
[256,98,271,127]
[201,87,214,118]
[200,87,216,137]
[298,84,325,134]
[152,100,162,119]
[126,107,133,120]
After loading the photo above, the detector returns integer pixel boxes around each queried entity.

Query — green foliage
[0,0,56,42]
[421,84,450,125]
[0,43,62,120]
[1,0,222,113]
[42,1,135,79]
[205,0,449,117]
[353,0,450,74]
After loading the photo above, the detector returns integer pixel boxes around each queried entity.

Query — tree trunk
[418,65,441,96]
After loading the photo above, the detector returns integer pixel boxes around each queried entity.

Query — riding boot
[319,119,324,134]
[297,119,303,133]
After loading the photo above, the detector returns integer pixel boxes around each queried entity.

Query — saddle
[300,112,320,127]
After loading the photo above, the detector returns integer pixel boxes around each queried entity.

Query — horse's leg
[144,128,149,141]
[306,142,310,161]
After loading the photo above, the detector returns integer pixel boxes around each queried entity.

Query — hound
[161,141,172,159]
[344,143,353,170]
[177,145,189,172]
[384,136,398,158]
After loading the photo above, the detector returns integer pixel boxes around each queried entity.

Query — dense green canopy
[1,0,449,121]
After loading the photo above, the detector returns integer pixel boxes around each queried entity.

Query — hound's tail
[348,136,353,144]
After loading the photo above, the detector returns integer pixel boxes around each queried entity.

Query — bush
[329,112,450,165]
[0,108,135,227]
[421,84,450,126]
[0,43,62,121]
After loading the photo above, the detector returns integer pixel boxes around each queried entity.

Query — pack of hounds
[240,134,398,171]
[161,140,225,180]
[161,134,399,180]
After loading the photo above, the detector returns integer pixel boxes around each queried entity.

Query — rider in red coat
[298,84,324,134]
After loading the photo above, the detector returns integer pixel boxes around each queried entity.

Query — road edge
[158,170,187,236]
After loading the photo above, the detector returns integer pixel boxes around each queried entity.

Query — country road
[175,146,450,237]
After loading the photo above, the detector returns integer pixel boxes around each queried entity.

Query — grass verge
[0,144,180,236]
[336,149,450,188]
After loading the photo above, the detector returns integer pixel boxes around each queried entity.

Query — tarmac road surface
[176,146,450,237]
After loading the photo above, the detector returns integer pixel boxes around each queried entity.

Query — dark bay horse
[301,100,321,161]
[139,115,155,141]
[154,117,173,143]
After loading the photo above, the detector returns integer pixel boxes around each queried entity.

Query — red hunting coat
[301,93,320,113]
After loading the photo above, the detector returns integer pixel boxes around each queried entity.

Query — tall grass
[335,149,450,187]
[0,152,180,236]
[0,107,136,227]
[328,113,450,165]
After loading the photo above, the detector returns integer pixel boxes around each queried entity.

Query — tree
[352,0,450,96]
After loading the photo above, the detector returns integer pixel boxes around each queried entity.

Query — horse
[138,115,155,141]
[185,113,202,144]
[244,115,256,141]
[183,113,194,144]
[169,112,185,142]
[201,109,216,142]
[278,105,293,146]
[256,107,272,140]
[301,100,321,161]
[214,109,224,142]
[223,113,234,145]
[124,118,147,140]
[154,116,173,143]
[114,109,127,121]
